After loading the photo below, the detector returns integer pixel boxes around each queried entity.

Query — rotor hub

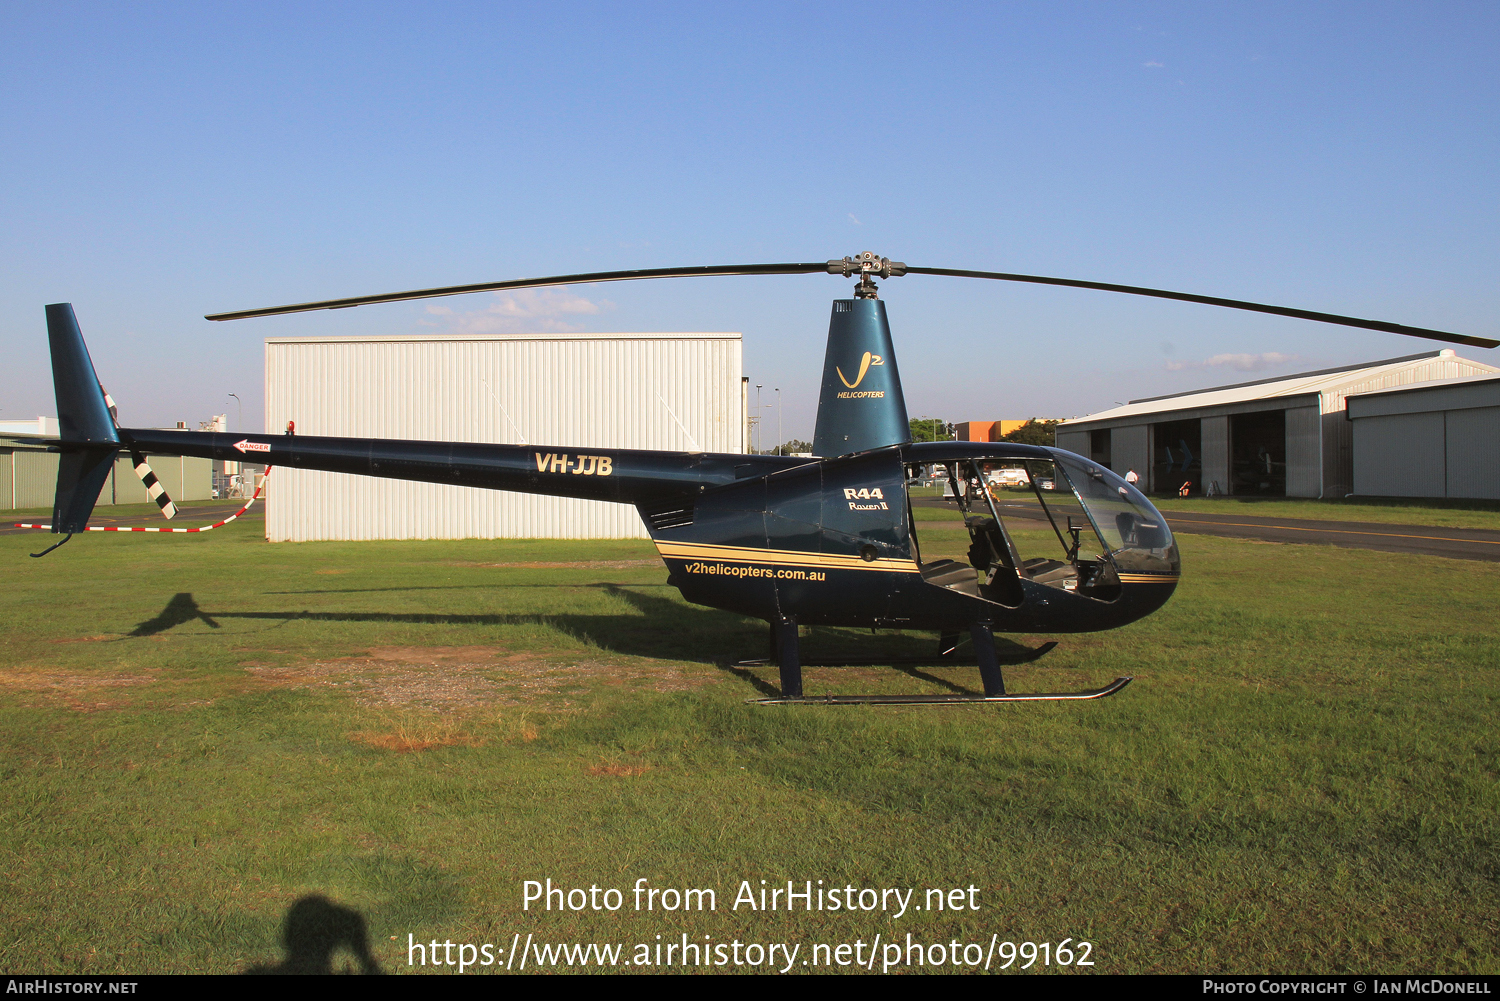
[826,252,907,299]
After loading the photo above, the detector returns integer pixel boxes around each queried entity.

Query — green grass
[0,514,1496,975]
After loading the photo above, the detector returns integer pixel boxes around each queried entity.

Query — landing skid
[750,676,1132,706]
[734,640,1056,669]
[750,620,1127,706]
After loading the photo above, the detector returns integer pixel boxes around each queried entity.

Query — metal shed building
[1347,373,1500,499]
[1054,350,1499,498]
[2,418,213,512]
[264,332,746,542]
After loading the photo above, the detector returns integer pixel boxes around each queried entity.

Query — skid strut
[747,621,1130,705]
[771,616,802,699]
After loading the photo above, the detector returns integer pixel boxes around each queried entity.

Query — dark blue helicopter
[32,253,1496,704]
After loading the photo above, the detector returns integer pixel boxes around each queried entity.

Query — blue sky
[2,2,1496,440]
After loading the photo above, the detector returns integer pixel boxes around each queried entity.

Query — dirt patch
[0,669,203,713]
[242,645,707,709]
[0,670,156,692]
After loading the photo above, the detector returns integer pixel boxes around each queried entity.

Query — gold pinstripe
[654,540,920,573]
[656,541,1181,584]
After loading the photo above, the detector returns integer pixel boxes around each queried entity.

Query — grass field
[1,510,1496,975]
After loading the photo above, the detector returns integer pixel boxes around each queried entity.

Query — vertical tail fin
[45,304,119,533]
[47,304,119,445]
[811,298,912,456]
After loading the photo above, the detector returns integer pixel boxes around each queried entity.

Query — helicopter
[28,253,1497,704]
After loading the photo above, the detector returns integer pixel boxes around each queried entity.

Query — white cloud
[848,213,862,225]
[420,288,611,334]
[1166,352,1298,373]
[1143,60,1164,68]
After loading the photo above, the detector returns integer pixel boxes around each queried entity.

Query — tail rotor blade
[99,384,118,425]
[130,450,177,520]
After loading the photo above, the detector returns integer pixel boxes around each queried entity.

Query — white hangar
[1347,373,1500,500]
[1054,349,1499,498]
[264,332,746,542]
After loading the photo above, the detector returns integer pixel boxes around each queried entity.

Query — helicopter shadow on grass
[127,586,769,665]
[124,587,1034,697]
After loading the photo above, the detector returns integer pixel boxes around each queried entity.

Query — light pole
[754,384,762,453]
[228,393,241,431]
[775,388,781,455]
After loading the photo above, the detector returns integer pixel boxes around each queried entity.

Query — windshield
[1048,450,1180,576]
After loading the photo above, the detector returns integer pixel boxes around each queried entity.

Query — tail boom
[118,428,808,507]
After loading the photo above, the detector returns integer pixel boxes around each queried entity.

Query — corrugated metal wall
[106,455,213,505]
[1285,406,1322,498]
[1352,413,1446,497]
[1348,378,1500,499]
[1201,416,1229,494]
[1053,430,1088,456]
[3,451,58,510]
[1,449,212,511]
[1112,425,1150,482]
[1352,403,1500,499]
[1320,411,1352,499]
[264,333,743,542]
[1446,407,1500,498]
[1319,354,1495,497]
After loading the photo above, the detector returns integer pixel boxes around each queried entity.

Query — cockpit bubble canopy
[1046,450,1179,576]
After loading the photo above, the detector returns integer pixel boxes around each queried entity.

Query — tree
[761,439,813,455]
[1001,418,1061,446]
[908,418,953,443]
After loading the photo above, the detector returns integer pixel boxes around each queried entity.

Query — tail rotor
[129,450,178,520]
[98,379,177,521]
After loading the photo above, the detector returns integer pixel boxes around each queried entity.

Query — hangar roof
[1346,371,1500,419]
[1061,349,1500,427]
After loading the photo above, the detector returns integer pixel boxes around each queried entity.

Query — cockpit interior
[904,449,1178,607]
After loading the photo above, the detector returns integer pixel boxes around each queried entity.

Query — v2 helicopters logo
[835,352,885,399]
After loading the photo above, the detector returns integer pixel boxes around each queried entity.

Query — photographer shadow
[244,895,383,975]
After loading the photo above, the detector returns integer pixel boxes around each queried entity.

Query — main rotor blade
[205,262,832,321]
[904,266,1498,349]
